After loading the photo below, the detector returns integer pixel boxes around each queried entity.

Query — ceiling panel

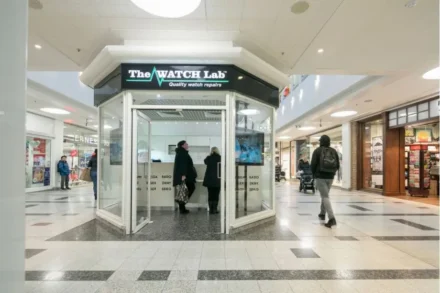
[206,0,244,19]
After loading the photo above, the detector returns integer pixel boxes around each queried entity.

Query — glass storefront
[361,119,384,190]
[25,136,51,188]
[306,127,343,187]
[63,124,98,186]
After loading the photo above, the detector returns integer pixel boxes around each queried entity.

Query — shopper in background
[58,156,71,190]
[88,149,98,200]
[311,135,340,228]
[173,140,197,214]
[203,147,221,214]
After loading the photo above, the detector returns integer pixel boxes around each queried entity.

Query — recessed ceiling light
[423,67,440,80]
[331,110,358,117]
[104,125,112,129]
[238,109,260,116]
[405,0,417,8]
[238,76,244,80]
[130,0,202,18]
[40,108,70,115]
[317,48,324,54]
[298,126,316,131]
[34,44,42,49]
[278,136,291,140]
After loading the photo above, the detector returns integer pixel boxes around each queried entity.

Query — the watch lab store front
[90,63,279,235]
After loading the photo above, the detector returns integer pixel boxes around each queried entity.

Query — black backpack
[319,147,338,173]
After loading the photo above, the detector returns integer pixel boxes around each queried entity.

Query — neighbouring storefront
[63,124,98,186]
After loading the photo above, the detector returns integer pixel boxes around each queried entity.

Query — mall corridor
[24,183,439,293]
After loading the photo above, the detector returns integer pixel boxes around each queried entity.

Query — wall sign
[122,65,232,90]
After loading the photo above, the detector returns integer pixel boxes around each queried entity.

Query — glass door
[131,110,152,233]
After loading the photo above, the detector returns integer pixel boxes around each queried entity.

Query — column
[0,1,28,292]
[341,122,351,189]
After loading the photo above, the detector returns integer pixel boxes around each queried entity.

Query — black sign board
[121,64,233,91]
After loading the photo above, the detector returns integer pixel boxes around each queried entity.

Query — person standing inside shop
[173,141,197,214]
[203,147,221,214]
[311,135,340,228]
[88,149,98,200]
[58,156,71,190]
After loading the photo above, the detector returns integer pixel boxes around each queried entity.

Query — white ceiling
[28,0,439,76]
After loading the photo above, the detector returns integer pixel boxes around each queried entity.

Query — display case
[404,146,410,189]
[408,145,430,197]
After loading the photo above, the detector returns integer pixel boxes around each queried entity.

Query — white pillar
[52,120,65,188]
[0,1,27,292]
[341,122,351,189]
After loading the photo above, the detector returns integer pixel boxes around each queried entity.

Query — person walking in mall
[203,147,221,214]
[88,149,98,200]
[173,140,197,214]
[57,156,71,190]
[311,135,340,228]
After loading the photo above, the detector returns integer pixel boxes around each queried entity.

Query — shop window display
[362,119,384,190]
[25,137,51,188]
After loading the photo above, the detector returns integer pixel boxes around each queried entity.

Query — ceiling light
[317,48,324,54]
[278,136,291,140]
[238,109,260,116]
[34,44,42,49]
[298,126,316,131]
[40,108,70,115]
[104,125,112,129]
[238,76,244,80]
[423,67,440,80]
[130,0,202,18]
[331,111,358,117]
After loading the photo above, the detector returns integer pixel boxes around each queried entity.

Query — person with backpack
[57,156,71,190]
[311,135,340,228]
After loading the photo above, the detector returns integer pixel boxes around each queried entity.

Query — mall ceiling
[28,0,438,76]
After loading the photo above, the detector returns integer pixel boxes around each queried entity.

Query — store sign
[122,64,232,90]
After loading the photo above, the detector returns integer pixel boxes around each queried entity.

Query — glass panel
[234,95,274,218]
[407,106,417,123]
[430,99,439,117]
[135,112,150,226]
[389,111,397,119]
[131,90,226,106]
[398,116,407,124]
[25,137,51,188]
[389,119,397,127]
[99,95,124,217]
[418,102,428,112]
[398,109,407,118]
[306,127,343,187]
[418,111,429,120]
[362,120,383,190]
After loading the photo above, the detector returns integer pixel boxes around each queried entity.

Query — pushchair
[297,169,315,193]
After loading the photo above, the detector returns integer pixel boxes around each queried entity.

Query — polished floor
[24,183,439,292]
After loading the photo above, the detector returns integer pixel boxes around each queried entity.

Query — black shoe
[180,209,190,214]
[61,188,66,190]
[324,218,337,228]
[66,188,71,190]
[318,214,325,221]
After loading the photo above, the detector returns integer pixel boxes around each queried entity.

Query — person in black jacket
[311,135,340,228]
[203,147,221,214]
[173,141,197,214]
[88,149,98,200]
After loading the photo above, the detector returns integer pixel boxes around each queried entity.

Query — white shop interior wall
[25,112,64,192]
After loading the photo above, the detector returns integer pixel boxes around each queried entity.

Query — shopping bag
[175,181,189,204]
[80,168,92,182]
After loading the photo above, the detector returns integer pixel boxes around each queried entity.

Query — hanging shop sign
[122,64,232,90]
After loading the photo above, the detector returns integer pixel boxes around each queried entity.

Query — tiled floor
[24,184,440,292]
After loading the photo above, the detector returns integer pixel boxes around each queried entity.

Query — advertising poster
[415,129,432,143]
[110,127,123,165]
[33,154,45,167]
[32,167,44,184]
[44,167,50,186]
[372,137,383,173]
[33,138,46,154]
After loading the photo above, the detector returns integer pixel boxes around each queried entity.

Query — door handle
[217,162,221,179]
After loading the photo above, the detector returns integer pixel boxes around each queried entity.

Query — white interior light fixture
[34,44,42,49]
[78,71,83,76]
[331,110,358,117]
[298,126,316,131]
[317,48,324,54]
[40,108,70,115]
[423,67,440,80]
[130,0,202,18]
[238,76,244,80]
[238,109,260,116]
[278,136,291,140]
[104,125,113,129]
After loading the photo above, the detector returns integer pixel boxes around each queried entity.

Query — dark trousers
[91,171,98,200]
[60,175,69,189]
[208,187,220,211]
[179,182,196,211]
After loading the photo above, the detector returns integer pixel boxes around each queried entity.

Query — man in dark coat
[58,156,70,190]
[311,135,340,228]
[173,141,197,214]
[203,147,221,214]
